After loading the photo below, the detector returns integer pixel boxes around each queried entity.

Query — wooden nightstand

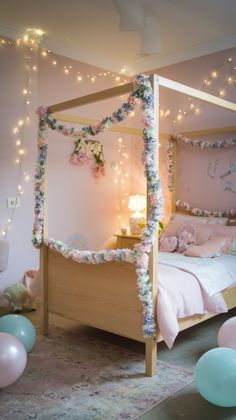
[114,232,141,249]
[227,217,236,226]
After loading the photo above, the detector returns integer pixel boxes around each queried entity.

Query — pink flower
[36,105,48,118]
[70,152,89,165]
[91,165,105,179]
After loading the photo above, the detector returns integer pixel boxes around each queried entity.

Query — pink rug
[0,326,193,419]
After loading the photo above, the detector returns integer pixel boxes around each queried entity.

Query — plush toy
[3,282,31,312]
[178,224,197,253]
[159,235,178,252]
[3,269,39,312]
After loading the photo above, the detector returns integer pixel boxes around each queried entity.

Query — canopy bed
[33,74,236,376]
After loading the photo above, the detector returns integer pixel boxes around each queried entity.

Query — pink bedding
[157,263,228,349]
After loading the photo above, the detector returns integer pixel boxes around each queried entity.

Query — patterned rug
[0,326,193,419]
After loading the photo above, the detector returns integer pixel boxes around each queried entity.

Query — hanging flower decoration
[167,139,175,192]
[32,74,164,337]
[70,139,105,179]
[176,200,236,218]
[167,134,236,192]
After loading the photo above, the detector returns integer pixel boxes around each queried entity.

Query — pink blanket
[157,263,228,349]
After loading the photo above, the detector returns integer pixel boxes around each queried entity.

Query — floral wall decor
[70,138,105,179]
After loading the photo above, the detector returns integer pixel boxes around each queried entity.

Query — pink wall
[0,43,135,303]
[152,47,236,219]
[0,44,38,299]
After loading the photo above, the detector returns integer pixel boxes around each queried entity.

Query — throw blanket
[158,252,236,296]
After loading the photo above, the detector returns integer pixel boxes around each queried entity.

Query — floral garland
[32,74,164,337]
[167,139,175,192]
[167,134,236,192]
[176,200,236,217]
[70,139,105,179]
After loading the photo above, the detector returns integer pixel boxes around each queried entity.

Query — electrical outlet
[7,197,20,208]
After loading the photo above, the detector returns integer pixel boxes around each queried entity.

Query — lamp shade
[128,195,146,212]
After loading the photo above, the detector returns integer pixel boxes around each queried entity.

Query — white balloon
[218,317,236,350]
[0,332,27,388]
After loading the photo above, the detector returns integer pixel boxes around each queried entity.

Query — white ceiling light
[140,17,162,54]
[113,0,145,31]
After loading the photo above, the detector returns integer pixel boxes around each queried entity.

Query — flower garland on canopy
[167,134,236,193]
[32,74,164,337]
[176,200,235,217]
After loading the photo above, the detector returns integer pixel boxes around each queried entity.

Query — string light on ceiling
[160,56,236,124]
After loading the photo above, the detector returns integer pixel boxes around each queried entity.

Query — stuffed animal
[159,235,178,252]
[178,224,197,253]
[3,282,30,312]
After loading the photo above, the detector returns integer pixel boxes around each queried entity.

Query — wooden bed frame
[39,74,236,376]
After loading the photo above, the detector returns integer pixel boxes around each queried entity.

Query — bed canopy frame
[39,74,236,376]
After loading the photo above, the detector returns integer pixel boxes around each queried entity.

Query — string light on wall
[0,29,44,239]
[159,55,236,124]
[111,137,130,231]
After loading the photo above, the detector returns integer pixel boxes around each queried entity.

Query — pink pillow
[160,235,178,253]
[177,224,197,253]
[183,236,232,258]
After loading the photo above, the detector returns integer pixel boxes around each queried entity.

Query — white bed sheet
[157,253,236,349]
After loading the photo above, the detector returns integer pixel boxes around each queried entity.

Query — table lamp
[128,195,146,235]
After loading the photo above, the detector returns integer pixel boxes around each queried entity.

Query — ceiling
[1,0,236,75]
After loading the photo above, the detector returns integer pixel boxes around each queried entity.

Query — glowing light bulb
[211,71,217,78]
[77,75,82,81]
[23,89,28,95]
[16,139,21,146]
[52,60,57,65]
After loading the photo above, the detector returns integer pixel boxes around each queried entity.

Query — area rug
[0,326,193,419]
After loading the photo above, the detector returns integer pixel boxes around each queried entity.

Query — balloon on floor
[195,347,236,407]
[217,316,236,349]
[0,314,36,352]
[0,332,27,388]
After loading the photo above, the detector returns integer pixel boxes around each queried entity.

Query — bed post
[40,167,49,335]
[145,74,159,376]
[40,243,48,335]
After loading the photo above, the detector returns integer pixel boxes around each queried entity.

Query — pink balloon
[0,332,27,388]
[218,317,236,350]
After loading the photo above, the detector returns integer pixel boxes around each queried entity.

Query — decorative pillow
[177,224,197,253]
[159,235,178,253]
[183,236,232,258]
[193,224,236,254]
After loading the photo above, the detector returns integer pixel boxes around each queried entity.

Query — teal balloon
[195,347,236,407]
[0,314,36,352]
